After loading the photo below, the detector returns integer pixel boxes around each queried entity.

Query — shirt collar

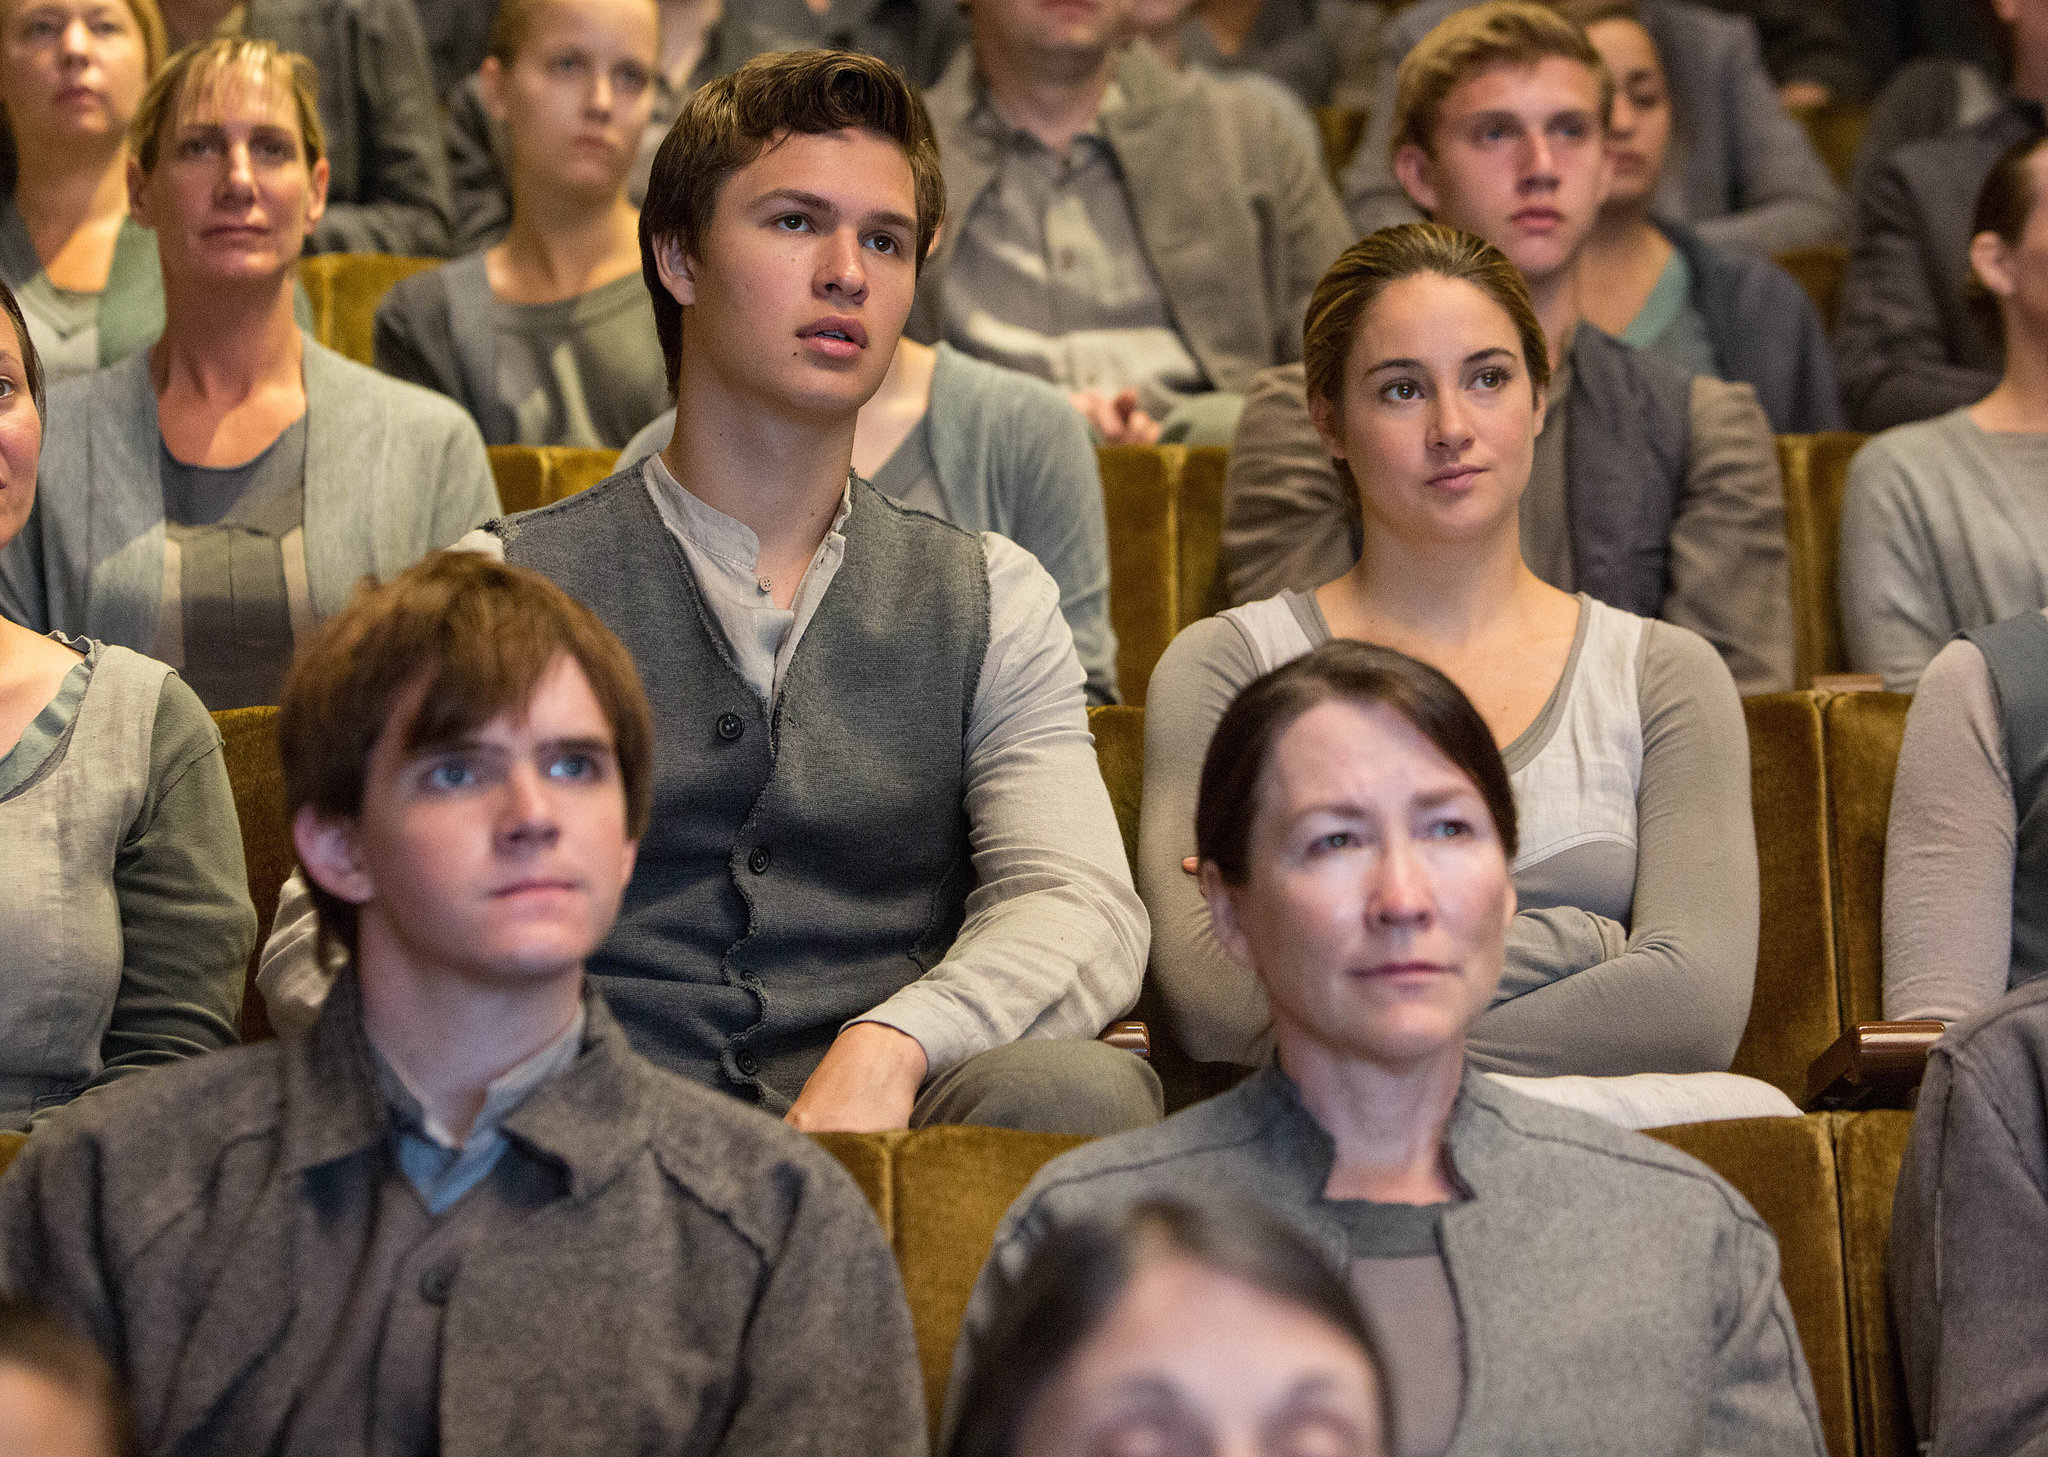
[371,1005,588,1153]
[640,452,855,574]
[966,66,1126,151]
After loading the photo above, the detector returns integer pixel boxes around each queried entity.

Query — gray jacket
[0,337,500,649]
[0,977,929,1457]
[947,1061,1827,1456]
[1836,96,2041,432]
[1341,0,1850,255]
[1891,975,2048,1456]
[243,0,454,255]
[619,343,1121,704]
[911,41,1353,397]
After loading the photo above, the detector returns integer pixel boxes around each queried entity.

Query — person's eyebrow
[751,187,838,216]
[1364,347,1513,375]
[539,736,616,760]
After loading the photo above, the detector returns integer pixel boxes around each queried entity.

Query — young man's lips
[1357,962,1452,979]
[493,879,579,898]
[1428,465,1482,487]
[1513,209,1563,229]
[799,318,867,358]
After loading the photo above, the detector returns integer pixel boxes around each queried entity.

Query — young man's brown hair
[129,35,327,174]
[277,552,655,954]
[638,48,947,392]
[1390,0,1613,161]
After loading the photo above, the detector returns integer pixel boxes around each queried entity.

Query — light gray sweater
[0,336,500,651]
[1839,408,2048,691]
[947,1060,1827,1457]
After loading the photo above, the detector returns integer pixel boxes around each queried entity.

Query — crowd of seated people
[3,0,2048,1452]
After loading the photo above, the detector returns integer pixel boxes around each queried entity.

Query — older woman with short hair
[953,639,1827,1457]
[0,36,498,711]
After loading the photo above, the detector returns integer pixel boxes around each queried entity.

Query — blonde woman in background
[0,0,165,381]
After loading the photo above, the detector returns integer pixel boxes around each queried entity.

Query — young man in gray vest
[0,552,928,1456]
[1224,0,1795,694]
[482,50,1157,1136]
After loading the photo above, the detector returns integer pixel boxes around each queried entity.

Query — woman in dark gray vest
[1143,224,1760,1090]
[0,272,251,1133]
[375,0,669,450]
[1883,605,2048,1022]
[0,0,167,383]
[0,37,499,711]
[954,639,1825,1457]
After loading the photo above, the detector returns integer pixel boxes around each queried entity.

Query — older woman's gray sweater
[947,1062,1827,1457]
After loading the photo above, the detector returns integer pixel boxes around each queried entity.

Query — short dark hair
[945,1199,1389,1457]
[0,1299,134,1457]
[638,49,946,393]
[278,552,655,955]
[0,275,46,419]
[1196,639,1519,885]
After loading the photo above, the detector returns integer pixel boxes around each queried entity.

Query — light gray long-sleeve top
[1140,591,1758,1073]
[1839,409,2048,692]
[262,454,1147,1078]
[1882,631,2023,1023]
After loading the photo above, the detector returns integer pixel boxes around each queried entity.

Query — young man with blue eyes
[1223,0,1796,695]
[258,49,1159,1137]
[0,552,928,1456]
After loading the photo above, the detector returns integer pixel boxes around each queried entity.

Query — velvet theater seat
[212,707,292,1041]
[1738,693,1843,1101]
[1822,693,1911,1028]
[297,253,439,366]
[1776,433,1870,686]
[486,445,624,516]
[1835,1110,1917,1457]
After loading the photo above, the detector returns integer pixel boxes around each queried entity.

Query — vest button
[748,846,770,874]
[418,1262,457,1305]
[717,713,744,742]
[736,1049,760,1077]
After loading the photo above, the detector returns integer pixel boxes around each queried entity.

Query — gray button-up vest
[1964,609,2048,993]
[498,471,990,1108]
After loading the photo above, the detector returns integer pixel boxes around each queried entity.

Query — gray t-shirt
[1622,246,1723,385]
[1334,1200,1462,1457]
[372,254,669,449]
[158,416,310,712]
[1139,592,1758,1071]
[865,412,947,518]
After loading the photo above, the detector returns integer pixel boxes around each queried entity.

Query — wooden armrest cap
[1804,1021,1944,1110]
[1100,1021,1151,1060]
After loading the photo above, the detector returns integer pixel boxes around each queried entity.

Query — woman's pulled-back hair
[1303,222,1551,417]
[639,49,946,394]
[278,552,655,958]
[1196,639,1518,886]
[944,1198,1388,1457]
[129,36,325,175]
[1968,132,2048,350]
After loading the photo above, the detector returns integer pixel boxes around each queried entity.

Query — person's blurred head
[0,277,45,559]
[1391,1,1612,288]
[1551,0,1666,214]
[1303,223,1548,557]
[1967,132,2048,357]
[640,49,944,412]
[1196,640,1518,1073]
[0,1299,132,1457]
[126,36,327,290]
[482,0,660,213]
[947,1199,1389,1457]
[970,0,1133,87]
[0,0,164,162]
[281,553,652,993]
[1995,0,2048,87]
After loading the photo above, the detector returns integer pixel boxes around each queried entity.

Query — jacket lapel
[299,338,389,620]
[82,352,170,652]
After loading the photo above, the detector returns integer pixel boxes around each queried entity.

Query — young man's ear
[478,54,507,123]
[293,804,375,908]
[1392,143,1442,216]
[653,234,698,308]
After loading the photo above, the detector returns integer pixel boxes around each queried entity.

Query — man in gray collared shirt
[0,552,927,1457]
[911,0,1353,446]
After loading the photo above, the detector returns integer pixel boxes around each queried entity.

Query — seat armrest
[1804,1021,1943,1109]
[1099,1022,1151,1060]
[1811,673,1885,693]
